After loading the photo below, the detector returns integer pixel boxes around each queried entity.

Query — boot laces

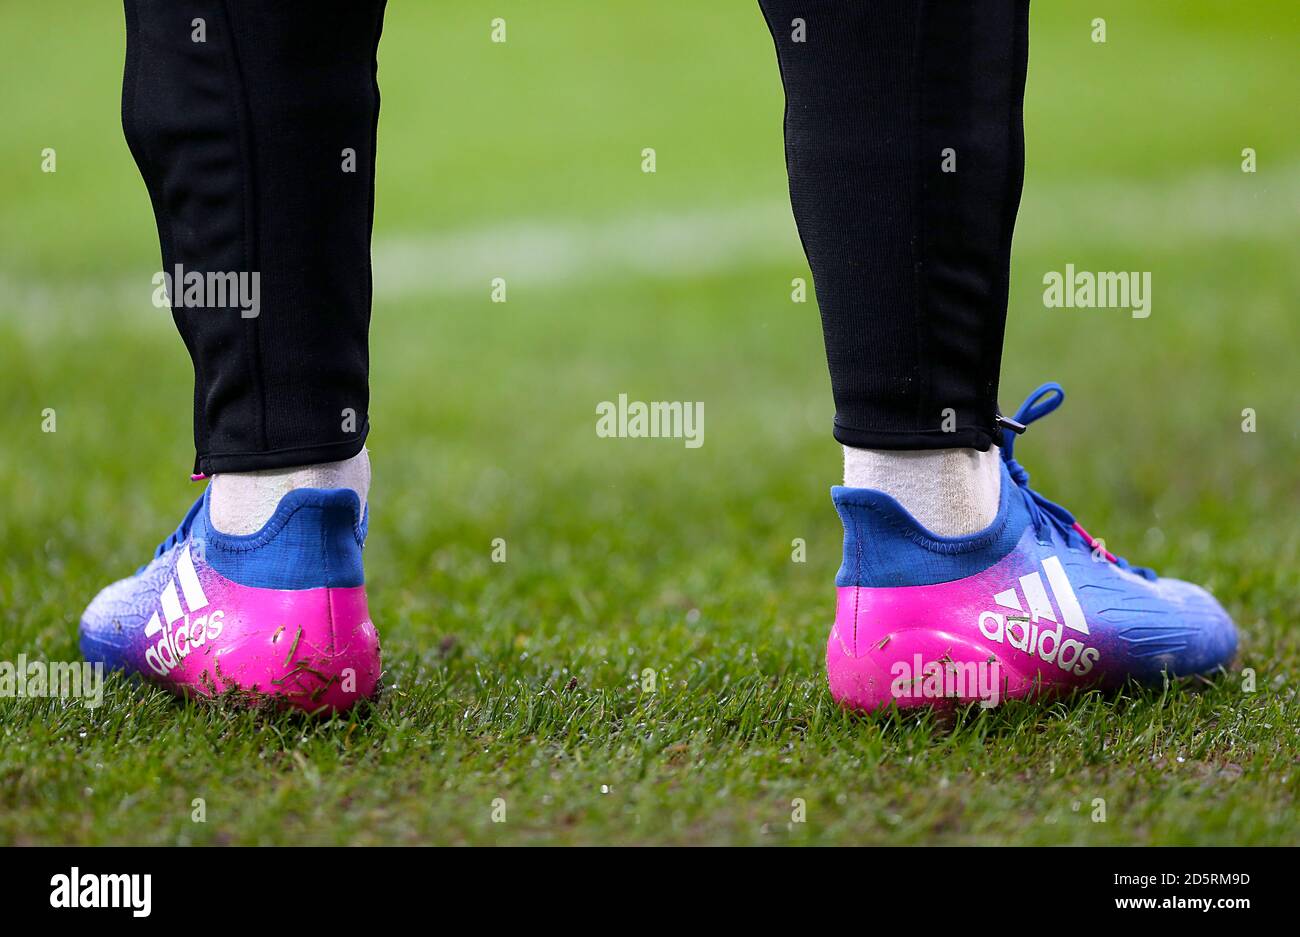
[1000,382,1154,581]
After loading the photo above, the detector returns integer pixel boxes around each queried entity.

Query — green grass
[1,1,1298,845]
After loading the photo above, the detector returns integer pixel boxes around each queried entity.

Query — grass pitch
[1,1,1297,845]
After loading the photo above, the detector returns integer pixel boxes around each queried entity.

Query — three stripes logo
[143,543,226,677]
[993,555,1089,635]
[977,555,1100,676]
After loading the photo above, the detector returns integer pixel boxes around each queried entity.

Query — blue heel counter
[193,488,366,589]
[831,466,1031,588]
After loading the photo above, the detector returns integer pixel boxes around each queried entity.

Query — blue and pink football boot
[80,485,381,714]
[827,383,1238,711]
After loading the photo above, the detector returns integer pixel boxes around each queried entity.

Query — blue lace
[1001,383,1154,580]
[147,494,205,565]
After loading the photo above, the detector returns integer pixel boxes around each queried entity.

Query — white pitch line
[1,164,1296,336]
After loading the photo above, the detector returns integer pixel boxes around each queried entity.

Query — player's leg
[757,0,1236,710]
[79,0,388,712]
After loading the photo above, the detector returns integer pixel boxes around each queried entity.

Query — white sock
[209,448,371,535]
[843,445,1000,537]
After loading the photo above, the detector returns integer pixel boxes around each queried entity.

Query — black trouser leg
[122,0,387,474]
[758,0,1030,451]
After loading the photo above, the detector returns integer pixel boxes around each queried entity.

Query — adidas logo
[977,556,1099,676]
[143,543,225,677]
